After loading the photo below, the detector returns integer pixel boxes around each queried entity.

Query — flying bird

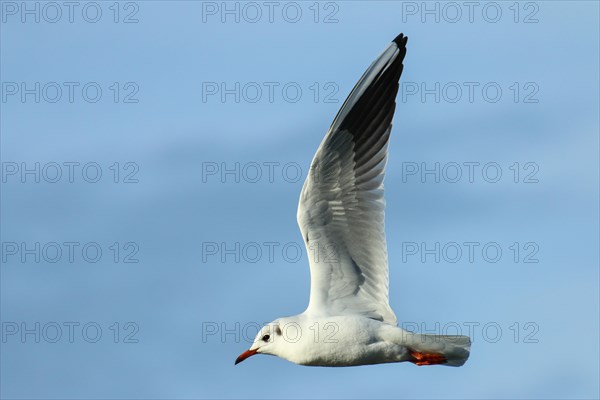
[236,33,471,367]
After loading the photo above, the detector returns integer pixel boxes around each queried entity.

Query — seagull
[235,33,471,367]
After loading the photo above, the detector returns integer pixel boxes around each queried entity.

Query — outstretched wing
[297,34,408,325]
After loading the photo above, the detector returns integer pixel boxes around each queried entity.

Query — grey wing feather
[297,34,408,325]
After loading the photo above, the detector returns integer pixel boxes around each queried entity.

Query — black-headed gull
[236,33,471,367]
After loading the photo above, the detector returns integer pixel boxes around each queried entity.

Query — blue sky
[1,1,599,398]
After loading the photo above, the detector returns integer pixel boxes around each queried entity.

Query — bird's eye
[262,334,270,342]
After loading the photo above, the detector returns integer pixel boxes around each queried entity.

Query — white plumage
[235,33,471,368]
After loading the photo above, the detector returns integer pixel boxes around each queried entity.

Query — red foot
[409,350,447,366]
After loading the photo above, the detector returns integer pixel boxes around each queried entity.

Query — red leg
[409,350,447,366]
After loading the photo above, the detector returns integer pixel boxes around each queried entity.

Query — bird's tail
[404,333,471,367]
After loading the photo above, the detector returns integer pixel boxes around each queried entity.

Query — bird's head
[234,321,283,365]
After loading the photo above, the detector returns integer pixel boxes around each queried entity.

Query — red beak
[235,348,258,365]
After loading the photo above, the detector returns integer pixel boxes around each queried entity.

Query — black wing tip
[392,33,408,48]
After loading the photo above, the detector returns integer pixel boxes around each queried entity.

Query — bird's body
[245,315,470,367]
[235,33,471,368]
[264,315,410,367]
